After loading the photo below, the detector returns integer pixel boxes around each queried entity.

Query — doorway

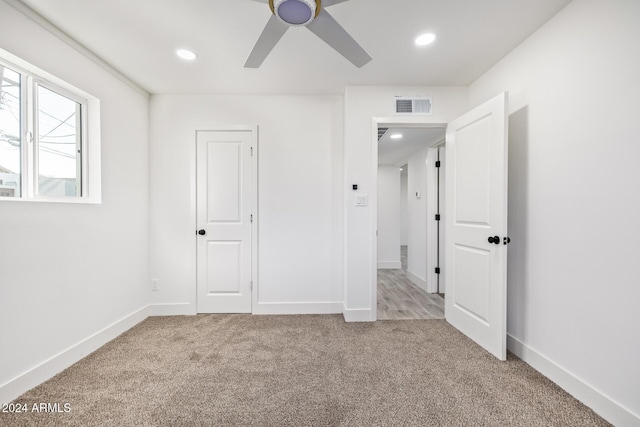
[195,129,258,313]
[375,125,446,320]
[371,92,509,360]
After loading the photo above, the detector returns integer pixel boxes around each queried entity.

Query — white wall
[0,1,149,403]
[377,166,401,269]
[406,146,428,290]
[400,170,408,246]
[343,85,468,320]
[468,0,640,424]
[149,95,344,314]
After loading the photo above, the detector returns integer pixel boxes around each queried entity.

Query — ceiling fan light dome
[274,0,316,26]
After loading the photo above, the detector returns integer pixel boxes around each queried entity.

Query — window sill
[0,195,101,204]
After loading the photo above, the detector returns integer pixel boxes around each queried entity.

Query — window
[36,84,84,197]
[0,49,100,203]
[0,65,21,197]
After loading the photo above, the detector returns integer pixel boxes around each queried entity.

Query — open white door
[445,92,508,360]
[196,130,254,313]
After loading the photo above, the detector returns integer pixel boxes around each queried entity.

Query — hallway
[377,246,444,320]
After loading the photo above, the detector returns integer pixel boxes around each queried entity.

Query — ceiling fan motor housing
[272,0,319,26]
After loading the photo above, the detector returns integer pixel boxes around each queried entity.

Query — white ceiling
[18,0,572,94]
[378,127,444,166]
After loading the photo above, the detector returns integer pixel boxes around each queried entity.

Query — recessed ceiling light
[415,33,437,46]
[176,49,198,61]
[390,133,403,140]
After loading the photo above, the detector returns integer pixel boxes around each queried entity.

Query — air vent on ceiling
[378,127,389,141]
[395,96,432,115]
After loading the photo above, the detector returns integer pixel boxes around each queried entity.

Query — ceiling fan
[245,0,372,68]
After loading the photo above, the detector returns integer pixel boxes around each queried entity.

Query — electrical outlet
[151,279,159,291]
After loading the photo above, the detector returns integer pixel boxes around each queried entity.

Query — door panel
[445,92,508,360]
[454,244,490,323]
[206,241,242,293]
[207,142,242,222]
[197,130,253,313]
[454,116,492,225]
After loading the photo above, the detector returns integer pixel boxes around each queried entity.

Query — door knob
[488,236,500,244]
[197,229,206,236]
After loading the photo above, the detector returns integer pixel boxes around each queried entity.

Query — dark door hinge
[435,267,441,274]
[435,160,441,168]
[435,214,441,221]
[250,214,253,223]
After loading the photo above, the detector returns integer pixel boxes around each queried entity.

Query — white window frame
[32,79,88,198]
[0,48,101,204]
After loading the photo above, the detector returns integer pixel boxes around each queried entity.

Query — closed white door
[445,92,509,360]
[196,130,254,313]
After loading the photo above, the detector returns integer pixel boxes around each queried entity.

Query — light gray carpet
[1,315,609,426]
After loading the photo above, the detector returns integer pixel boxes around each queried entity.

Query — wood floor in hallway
[377,246,444,320]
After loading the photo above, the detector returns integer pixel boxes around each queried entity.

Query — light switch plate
[355,194,368,207]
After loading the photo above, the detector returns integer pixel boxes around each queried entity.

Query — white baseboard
[507,334,640,427]
[149,303,194,316]
[253,301,343,315]
[342,305,374,322]
[0,306,149,405]
[406,270,428,291]
[377,261,402,269]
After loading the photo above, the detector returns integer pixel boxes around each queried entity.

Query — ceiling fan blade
[322,0,351,6]
[247,0,269,3]
[244,15,289,68]
[306,9,371,68]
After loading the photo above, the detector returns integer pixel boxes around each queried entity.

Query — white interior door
[437,146,446,294]
[196,130,254,313]
[445,92,508,360]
